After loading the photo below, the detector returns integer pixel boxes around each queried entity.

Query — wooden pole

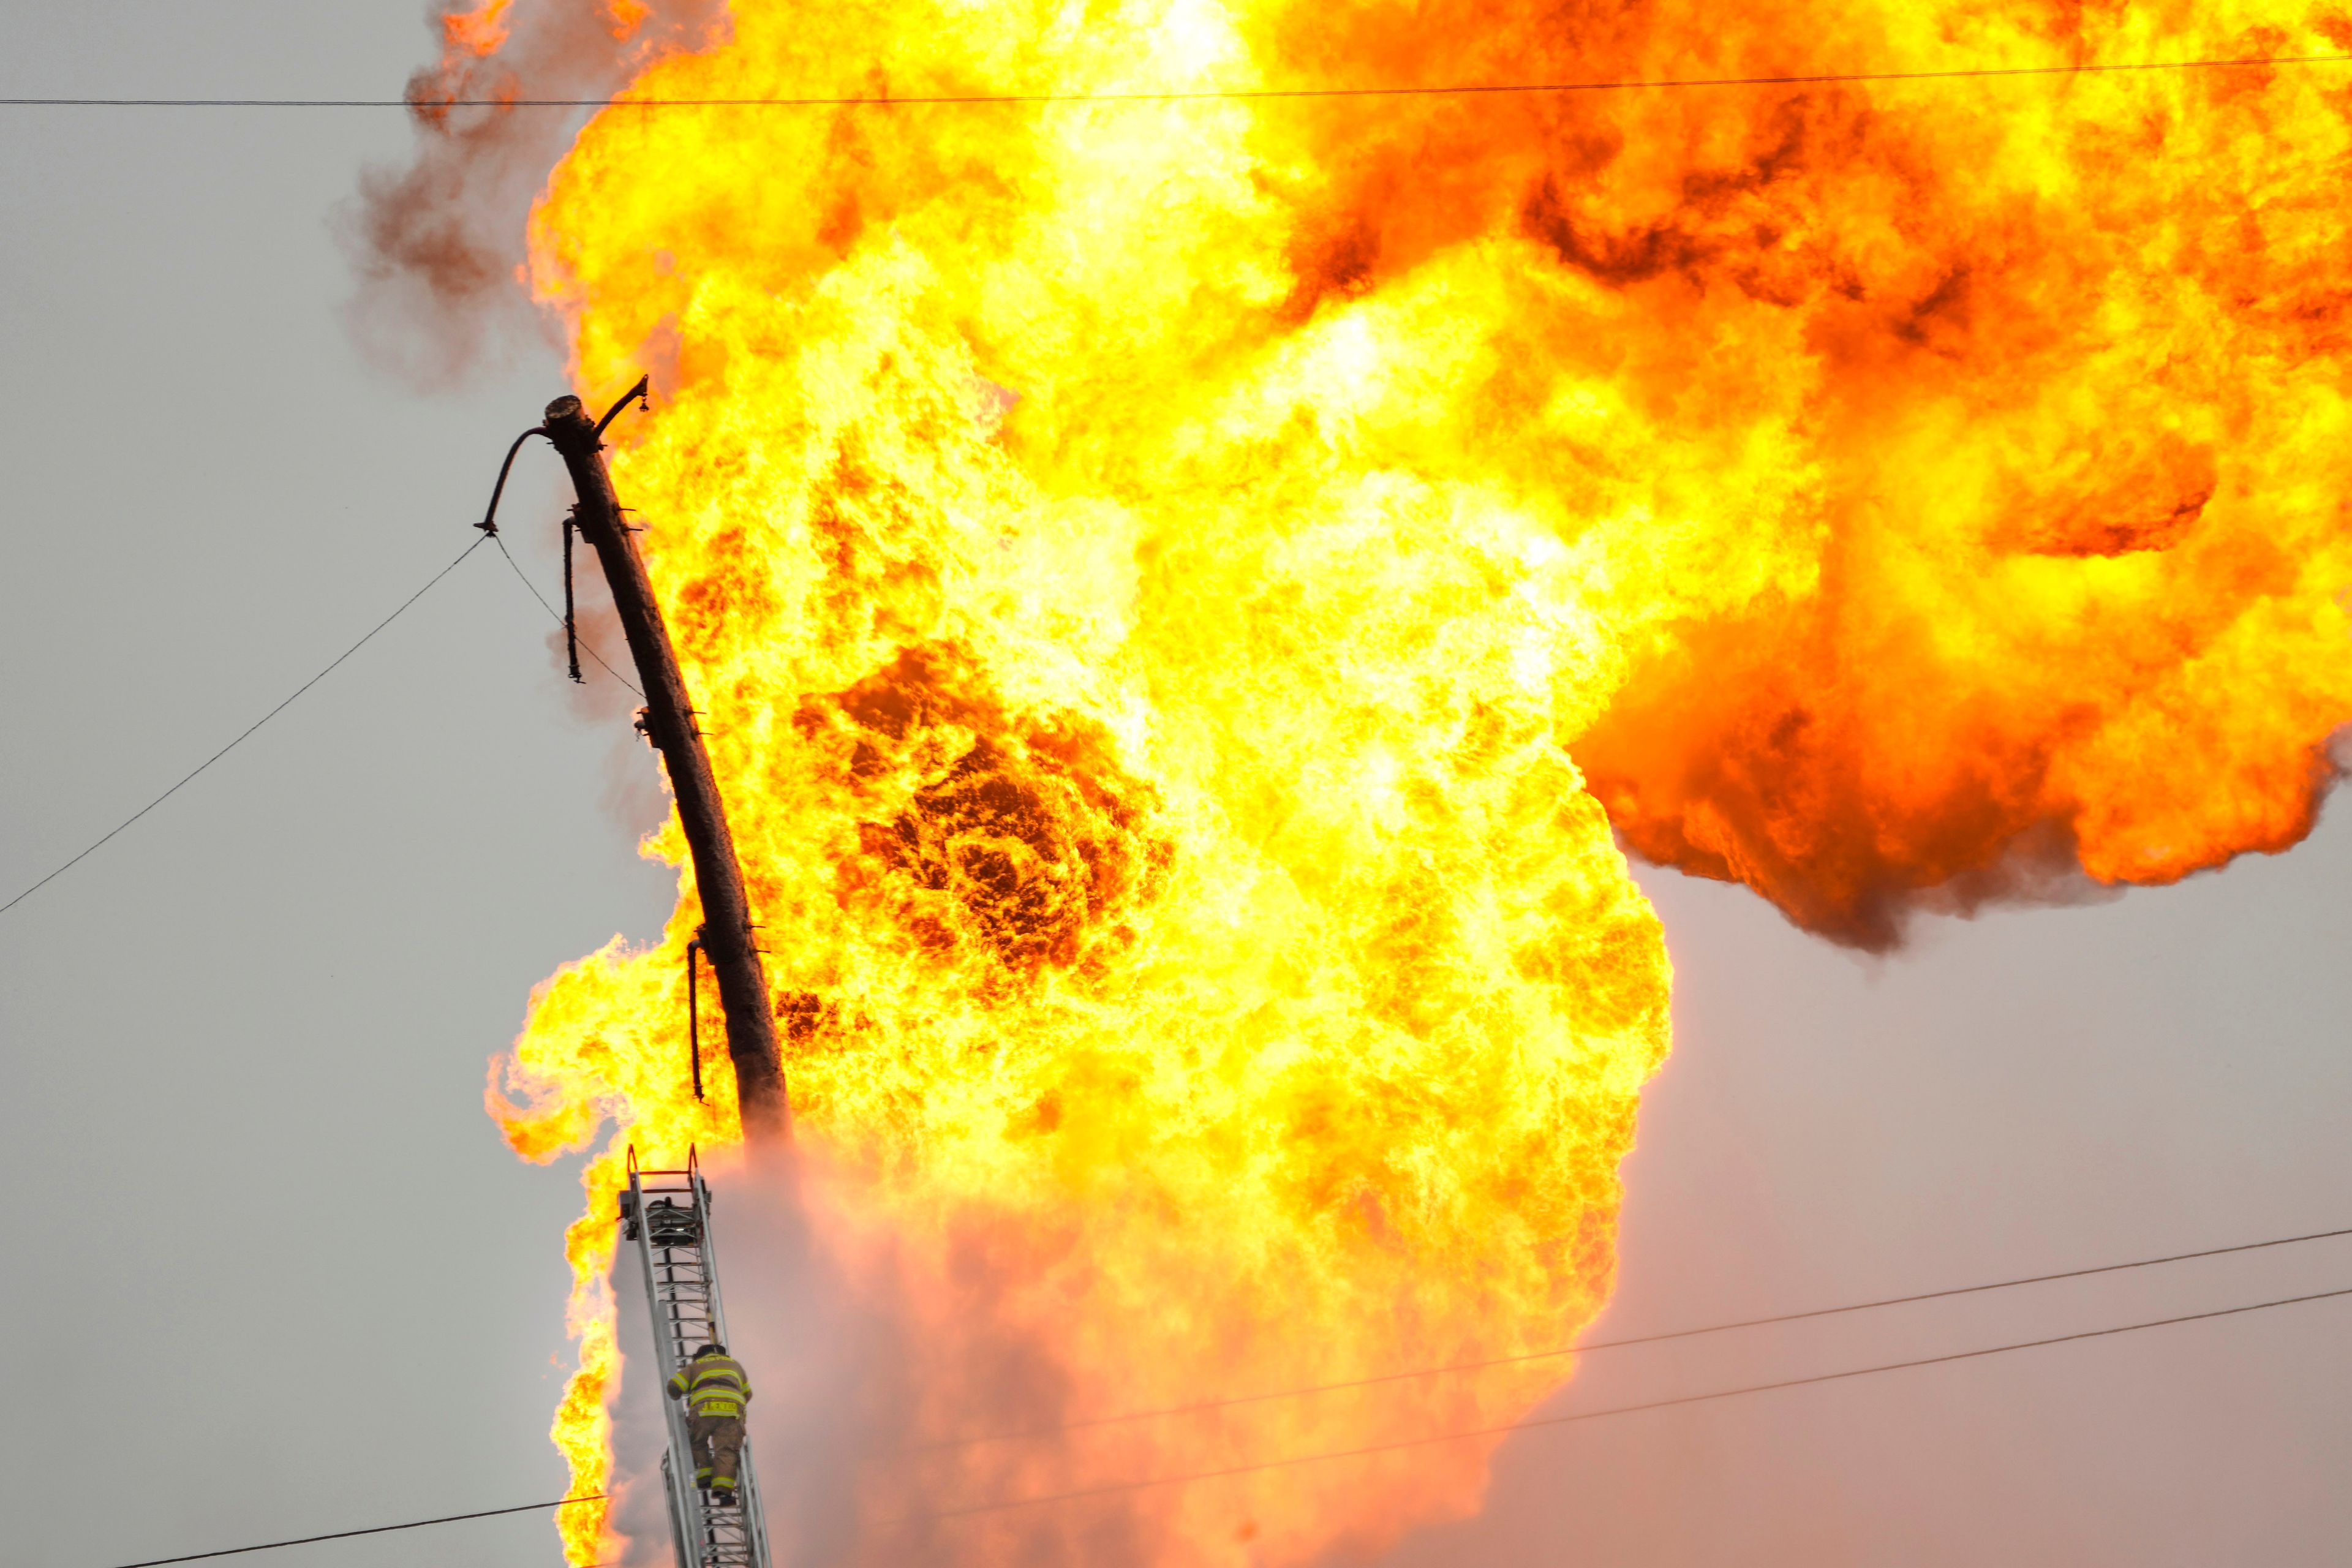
[541,390,790,1143]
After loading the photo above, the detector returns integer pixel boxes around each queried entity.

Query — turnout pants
[688,1413,746,1491]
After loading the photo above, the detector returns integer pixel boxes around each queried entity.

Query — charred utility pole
[541,387,790,1142]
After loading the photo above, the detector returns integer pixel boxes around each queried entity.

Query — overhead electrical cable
[0,535,489,921]
[99,1493,606,1568]
[491,533,645,696]
[89,1248,2347,1559]
[925,1283,2352,1520]
[934,1219,2352,1447]
[2,50,2347,110]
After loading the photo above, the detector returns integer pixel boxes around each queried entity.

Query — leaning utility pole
[540,387,790,1142]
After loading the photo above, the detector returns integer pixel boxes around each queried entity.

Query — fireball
[364,1,2352,1562]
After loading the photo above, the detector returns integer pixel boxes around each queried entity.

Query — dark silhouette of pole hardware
[686,931,707,1103]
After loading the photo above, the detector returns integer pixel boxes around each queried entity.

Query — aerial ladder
[619,1148,774,1568]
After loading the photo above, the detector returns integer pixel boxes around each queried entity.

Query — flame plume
[393,0,2352,1562]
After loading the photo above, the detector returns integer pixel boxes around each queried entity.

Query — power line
[0,535,488,921]
[101,1493,606,1568]
[491,533,645,697]
[83,1284,2352,1564]
[935,1219,2352,1448]
[927,1283,2352,1519]
[2,50,2347,110]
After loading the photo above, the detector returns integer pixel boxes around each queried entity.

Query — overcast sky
[2,6,2346,1568]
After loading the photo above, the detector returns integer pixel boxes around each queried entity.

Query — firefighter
[667,1342,752,1504]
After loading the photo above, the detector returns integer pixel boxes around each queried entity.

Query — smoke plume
[344,0,725,385]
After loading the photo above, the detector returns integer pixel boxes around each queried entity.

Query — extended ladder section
[620,1148,773,1568]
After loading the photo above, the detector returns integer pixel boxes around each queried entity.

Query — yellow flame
[502,74,1670,1568]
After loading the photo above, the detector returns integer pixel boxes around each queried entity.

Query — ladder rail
[660,1453,691,1568]
[625,1153,773,1568]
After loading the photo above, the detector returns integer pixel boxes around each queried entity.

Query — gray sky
[1,6,2346,1568]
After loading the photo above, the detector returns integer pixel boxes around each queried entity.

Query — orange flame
[447,0,2352,1562]
[608,0,651,41]
[440,0,513,58]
